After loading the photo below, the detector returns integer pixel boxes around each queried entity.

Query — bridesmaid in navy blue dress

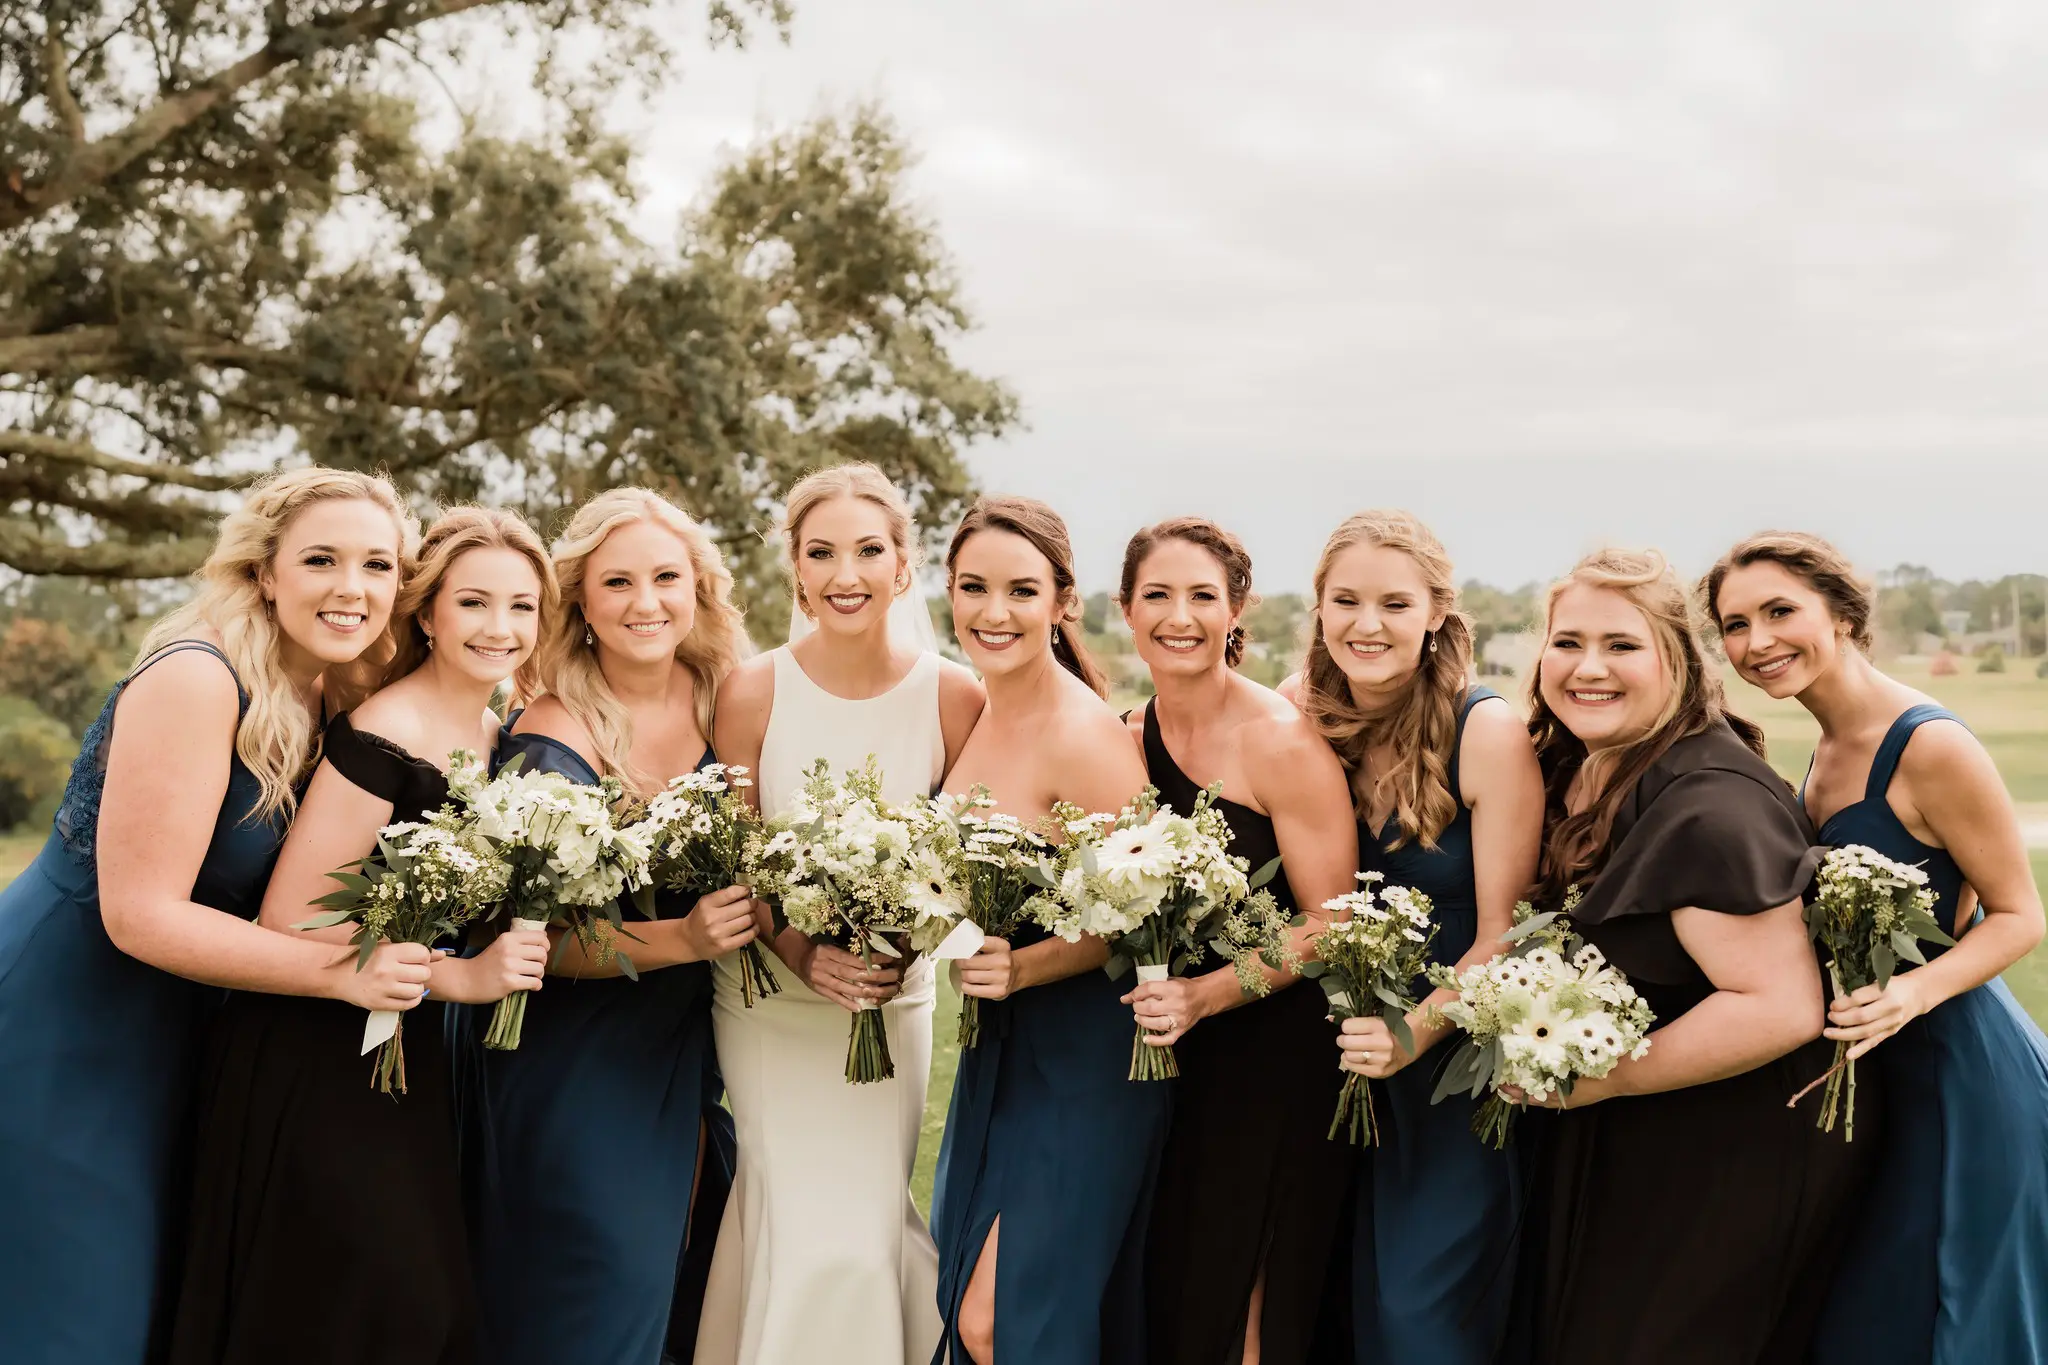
[1116,519,1360,1365]
[468,488,753,1365]
[168,508,556,1365]
[928,498,1170,1364]
[0,469,422,1365]
[1706,533,2048,1364]
[1284,511,1542,1365]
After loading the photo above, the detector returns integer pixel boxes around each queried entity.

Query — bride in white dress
[696,463,984,1365]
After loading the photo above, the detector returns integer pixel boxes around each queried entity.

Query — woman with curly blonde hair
[472,486,760,1365]
[0,467,426,1364]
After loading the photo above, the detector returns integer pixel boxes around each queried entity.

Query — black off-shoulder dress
[169,715,478,1365]
[1522,720,1880,1365]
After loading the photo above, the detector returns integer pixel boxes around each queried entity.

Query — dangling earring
[1052,624,1062,647]
[1427,631,1438,655]
[424,632,435,651]
[584,624,595,647]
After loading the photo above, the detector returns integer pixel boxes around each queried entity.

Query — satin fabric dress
[1810,704,2048,1365]
[0,641,288,1365]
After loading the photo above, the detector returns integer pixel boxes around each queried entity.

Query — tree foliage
[1,0,1016,627]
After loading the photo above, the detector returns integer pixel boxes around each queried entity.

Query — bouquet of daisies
[449,753,655,1051]
[1035,785,1293,1081]
[1303,873,1439,1146]
[631,763,779,1006]
[745,757,946,1084]
[296,813,509,1094]
[1791,844,1953,1139]
[922,788,1075,1048]
[1426,896,1655,1148]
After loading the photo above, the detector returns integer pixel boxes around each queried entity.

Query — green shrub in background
[0,701,76,832]
[0,619,120,736]
[1979,645,2009,674]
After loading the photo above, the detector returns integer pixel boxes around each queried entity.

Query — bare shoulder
[1275,671,1304,706]
[1240,695,1339,776]
[936,657,986,708]
[1460,692,1534,759]
[715,651,778,724]
[349,679,430,752]
[113,643,242,737]
[1898,713,1999,787]
[1049,691,1150,808]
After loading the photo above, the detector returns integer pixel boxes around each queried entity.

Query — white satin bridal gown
[693,646,944,1365]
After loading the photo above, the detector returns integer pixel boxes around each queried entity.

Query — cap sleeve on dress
[495,728,601,787]
[321,713,419,806]
[1576,765,1822,927]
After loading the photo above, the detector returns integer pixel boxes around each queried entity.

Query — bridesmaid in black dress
[1117,519,1359,1365]
[168,509,558,1365]
[1512,548,1878,1365]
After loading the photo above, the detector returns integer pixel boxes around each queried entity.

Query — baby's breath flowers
[296,814,508,1094]
[450,754,655,1051]
[745,757,949,1084]
[1426,895,1655,1148]
[1791,845,1953,1138]
[631,763,778,1005]
[922,788,1071,1047]
[1034,785,1290,1081]
[1305,874,1439,1146]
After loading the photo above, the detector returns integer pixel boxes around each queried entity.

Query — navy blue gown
[1140,701,1351,1365]
[0,641,288,1365]
[168,714,477,1365]
[930,916,1173,1363]
[466,728,736,1365]
[1341,688,1521,1365]
[1809,704,2048,1365]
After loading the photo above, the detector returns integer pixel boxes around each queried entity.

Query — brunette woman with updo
[928,496,1170,1365]
[1118,518,1358,1365]
[1705,532,2047,1365]
[1514,548,1875,1365]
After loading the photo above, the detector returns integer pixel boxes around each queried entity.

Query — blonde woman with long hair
[695,463,983,1365]
[168,508,557,1365]
[472,487,758,1365]
[1283,510,1541,1365]
[1514,549,1874,1364]
[0,467,429,1365]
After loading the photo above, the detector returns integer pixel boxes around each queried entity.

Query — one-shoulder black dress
[168,715,478,1365]
[1521,721,1880,1365]
[1139,701,1350,1365]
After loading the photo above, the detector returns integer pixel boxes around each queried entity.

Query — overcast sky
[612,2,2048,592]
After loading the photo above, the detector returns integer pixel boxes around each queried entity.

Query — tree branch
[43,30,87,146]
[0,519,213,578]
[1,0,497,231]
[0,428,251,491]
[0,464,220,535]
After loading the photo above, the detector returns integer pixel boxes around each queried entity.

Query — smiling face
[794,495,908,638]
[1713,560,1849,700]
[950,527,1068,678]
[1124,538,1240,678]
[1539,583,1672,751]
[1318,541,1447,704]
[261,497,404,674]
[582,518,698,666]
[422,546,544,686]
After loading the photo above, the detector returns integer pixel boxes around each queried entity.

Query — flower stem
[737,943,781,1008]
[485,993,527,1051]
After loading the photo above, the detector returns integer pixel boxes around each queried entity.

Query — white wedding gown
[694,646,945,1365]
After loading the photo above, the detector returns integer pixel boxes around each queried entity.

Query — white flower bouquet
[296,813,509,1094]
[1035,785,1292,1081]
[1427,896,1655,1148]
[630,763,780,1006]
[745,757,946,1084]
[1304,873,1439,1146]
[449,752,655,1051]
[922,788,1073,1048]
[1792,844,1953,1138]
